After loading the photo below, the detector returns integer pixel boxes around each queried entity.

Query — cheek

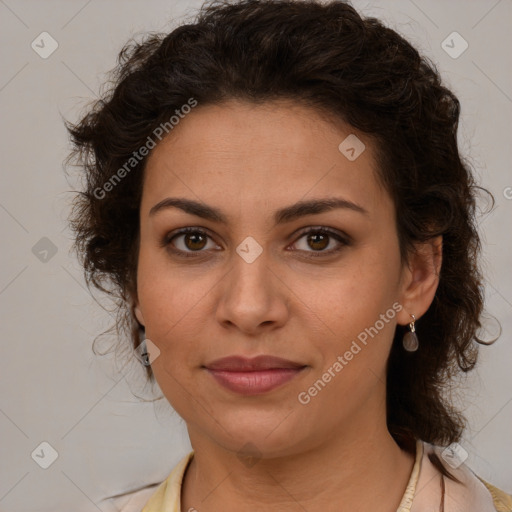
[137,243,191,329]
[308,246,401,363]
[314,250,399,319]
[136,249,219,372]
[138,285,201,369]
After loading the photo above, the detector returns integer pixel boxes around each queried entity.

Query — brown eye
[291,227,350,257]
[183,232,208,251]
[163,228,219,256]
[306,232,329,251]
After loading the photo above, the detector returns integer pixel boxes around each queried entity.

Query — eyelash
[161,226,351,259]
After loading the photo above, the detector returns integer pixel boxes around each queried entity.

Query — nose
[215,248,289,336]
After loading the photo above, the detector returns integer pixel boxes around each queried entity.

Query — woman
[65,0,511,510]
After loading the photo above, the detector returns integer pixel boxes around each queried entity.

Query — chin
[209,412,306,457]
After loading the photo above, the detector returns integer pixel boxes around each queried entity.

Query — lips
[203,355,307,395]
[204,355,306,371]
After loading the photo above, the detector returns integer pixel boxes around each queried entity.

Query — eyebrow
[149,196,368,225]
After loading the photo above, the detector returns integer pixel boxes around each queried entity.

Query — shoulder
[101,451,195,512]
[98,483,162,512]
[417,441,512,512]
[477,478,512,512]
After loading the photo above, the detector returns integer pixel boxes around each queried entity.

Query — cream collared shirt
[105,440,512,512]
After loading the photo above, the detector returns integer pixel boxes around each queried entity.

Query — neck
[181,419,415,512]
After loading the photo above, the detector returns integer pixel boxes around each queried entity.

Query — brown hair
[64,0,495,455]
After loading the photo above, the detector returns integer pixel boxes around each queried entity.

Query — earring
[136,325,151,367]
[403,314,419,352]
[139,338,151,366]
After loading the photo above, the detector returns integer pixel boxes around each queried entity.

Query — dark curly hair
[64,0,496,461]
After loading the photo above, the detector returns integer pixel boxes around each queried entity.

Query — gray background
[0,0,511,510]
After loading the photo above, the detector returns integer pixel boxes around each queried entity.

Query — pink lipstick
[204,355,307,395]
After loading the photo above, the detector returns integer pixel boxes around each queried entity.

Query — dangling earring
[139,338,151,366]
[403,314,419,352]
[135,324,151,367]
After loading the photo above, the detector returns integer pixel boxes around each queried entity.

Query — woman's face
[135,99,421,457]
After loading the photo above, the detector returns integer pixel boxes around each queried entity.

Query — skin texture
[134,99,442,511]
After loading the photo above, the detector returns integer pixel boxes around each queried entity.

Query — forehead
[141,99,390,220]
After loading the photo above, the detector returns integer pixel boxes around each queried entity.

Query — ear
[132,297,145,327]
[396,235,442,326]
